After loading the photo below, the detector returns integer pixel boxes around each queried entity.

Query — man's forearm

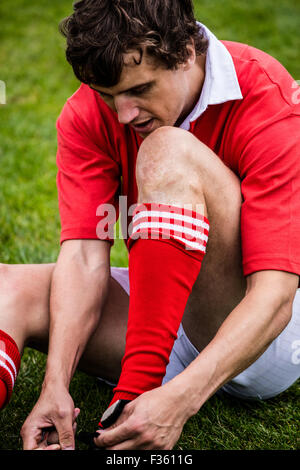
[172,274,298,417]
[44,242,110,389]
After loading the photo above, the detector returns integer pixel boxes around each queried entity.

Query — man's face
[90,51,198,138]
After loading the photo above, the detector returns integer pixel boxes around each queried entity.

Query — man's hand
[21,384,80,450]
[94,383,192,450]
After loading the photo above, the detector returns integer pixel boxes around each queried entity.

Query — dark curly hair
[59,0,208,87]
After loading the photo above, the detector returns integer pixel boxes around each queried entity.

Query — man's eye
[131,85,151,96]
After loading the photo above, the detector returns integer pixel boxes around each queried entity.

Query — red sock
[0,330,21,410]
[107,203,209,410]
[0,380,7,409]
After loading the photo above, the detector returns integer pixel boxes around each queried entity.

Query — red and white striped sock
[0,330,21,409]
[107,203,209,409]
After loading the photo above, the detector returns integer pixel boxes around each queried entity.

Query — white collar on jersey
[180,22,243,131]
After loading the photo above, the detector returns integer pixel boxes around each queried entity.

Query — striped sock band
[128,202,209,255]
[0,330,21,409]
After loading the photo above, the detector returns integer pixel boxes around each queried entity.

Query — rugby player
[0,0,299,450]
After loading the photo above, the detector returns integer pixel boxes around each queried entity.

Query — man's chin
[135,122,170,139]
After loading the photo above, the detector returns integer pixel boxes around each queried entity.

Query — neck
[176,54,206,126]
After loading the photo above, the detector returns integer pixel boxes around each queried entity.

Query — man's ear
[183,41,197,71]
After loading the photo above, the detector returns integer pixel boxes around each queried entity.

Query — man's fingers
[55,416,76,450]
[34,436,61,451]
[44,421,78,446]
[21,425,43,450]
[53,406,80,449]
[22,427,61,451]
[38,408,80,446]
[94,422,136,448]
[35,444,61,451]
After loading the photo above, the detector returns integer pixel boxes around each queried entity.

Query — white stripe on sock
[0,350,17,379]
[0,359,15,387]
[133,210,210,231]
[132,221,209,243]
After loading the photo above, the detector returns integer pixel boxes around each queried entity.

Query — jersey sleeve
[240,113,300,277]
[56,100,121,245]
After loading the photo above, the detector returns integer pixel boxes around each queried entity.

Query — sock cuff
[111,391,139,405]
[128,203,209,254]
[0,330,20,357]
[0,330,21,396]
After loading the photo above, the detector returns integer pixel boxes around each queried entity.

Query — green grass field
[0,0,299,451]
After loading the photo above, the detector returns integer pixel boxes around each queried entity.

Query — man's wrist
[168,353,218,419]
[43,365,72,391]
[164,375,202,421]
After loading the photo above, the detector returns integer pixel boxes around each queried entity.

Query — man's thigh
[221,288,300,399]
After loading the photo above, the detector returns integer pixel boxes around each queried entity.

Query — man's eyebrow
[90,81,155,96]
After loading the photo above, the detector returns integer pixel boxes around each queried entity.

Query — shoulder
[56,83,122,141]
[222,40,298,109]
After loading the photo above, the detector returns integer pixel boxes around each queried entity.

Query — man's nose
[114,96,139,125]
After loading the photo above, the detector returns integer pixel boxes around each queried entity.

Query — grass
[0,0,299,451]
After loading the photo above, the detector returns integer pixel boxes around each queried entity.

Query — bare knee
[136,125,241,217]
[137,126,202,183]
[0,263,33,349]
[136,126,207,209]
[0,263,25,308]
[0,263,54,347]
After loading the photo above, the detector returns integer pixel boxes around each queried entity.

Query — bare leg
[135,126,246,354]
[0,263,129,384]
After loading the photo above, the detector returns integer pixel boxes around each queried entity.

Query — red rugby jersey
[56,41,300,278]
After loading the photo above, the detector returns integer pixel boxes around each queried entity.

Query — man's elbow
[246,270,299,330]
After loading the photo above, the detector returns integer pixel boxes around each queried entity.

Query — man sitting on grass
[0,0,300,450]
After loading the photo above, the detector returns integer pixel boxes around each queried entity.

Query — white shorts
[110,267,300,400]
